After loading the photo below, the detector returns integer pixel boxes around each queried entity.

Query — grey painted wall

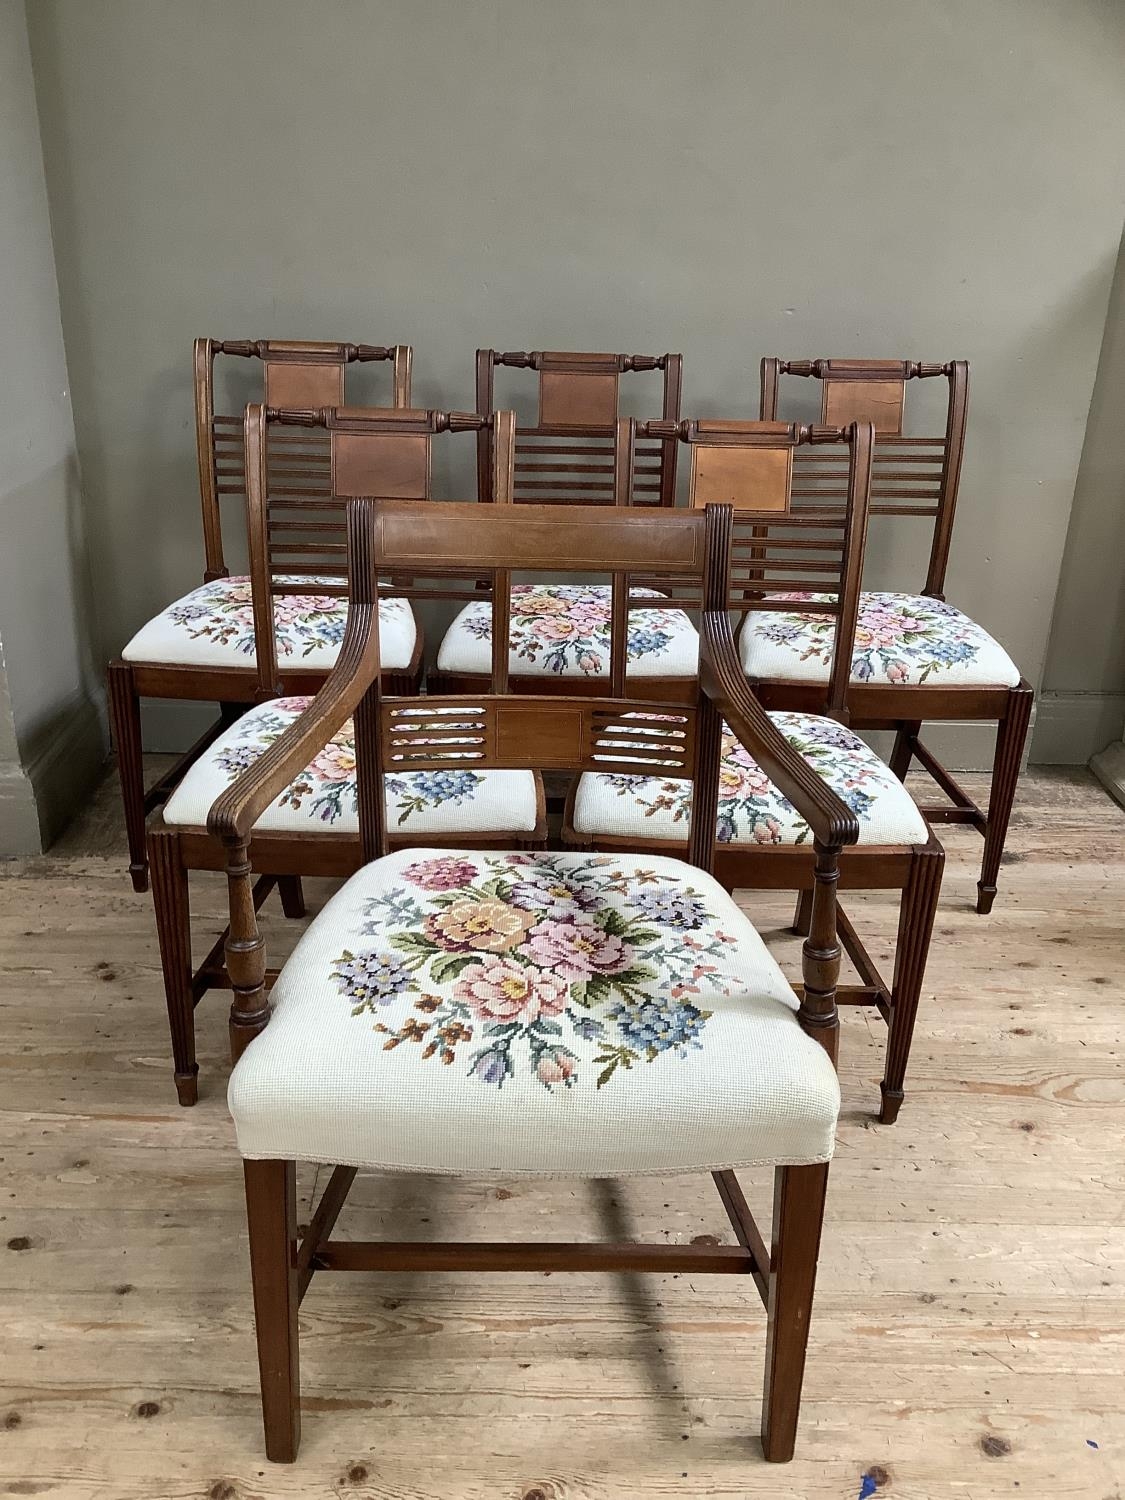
[1035,227,1125,763]
[0,0,104,853]
[24,0,1125,763]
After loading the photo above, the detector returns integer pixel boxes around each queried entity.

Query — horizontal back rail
[370,497,707,575]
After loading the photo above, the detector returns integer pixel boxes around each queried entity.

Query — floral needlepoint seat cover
[740,591,1021,688]
[163,698,543,837]
[122,575,417,672]
[572,712,928,848]
[227,849,840,1175]
[436,584,699,679]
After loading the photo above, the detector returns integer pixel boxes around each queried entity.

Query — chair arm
[699,611,860,850]
[207,594,382,845]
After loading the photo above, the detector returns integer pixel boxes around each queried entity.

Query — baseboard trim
[21,692,108,850]
[0,761,44,856]
[1031,691,1125,765]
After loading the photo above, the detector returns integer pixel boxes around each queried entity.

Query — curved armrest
[699,611,860,849]
[207,594,381,844]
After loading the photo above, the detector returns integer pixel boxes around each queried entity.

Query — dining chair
[146,404,544,1106]
[759,358,1032,913]
[107,338,416,893]
[563,417,943,1123]
[430,348,693,698]
[209,494,857,1464]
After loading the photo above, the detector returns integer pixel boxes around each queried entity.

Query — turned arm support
[699,611,859,1061]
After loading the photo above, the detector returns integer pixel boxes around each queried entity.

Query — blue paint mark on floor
[858,1476,878,1500]
[1087,1438,1099,1449]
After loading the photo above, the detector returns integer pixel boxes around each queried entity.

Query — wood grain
[0,769,1123,1495]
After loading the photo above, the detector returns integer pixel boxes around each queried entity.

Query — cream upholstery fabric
[740,590,1021,688]
[163,697,542,837]
[436,583,698,679]
[228,849,840,1174]
[122,575,417,672]
[572,712,928,847]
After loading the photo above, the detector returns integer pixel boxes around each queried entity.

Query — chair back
[759,358,969,598]
[243,404,515,693]
[195,338,412,579]
[349,496,733,870]
[475,348,682,508]
[632,417,874,717]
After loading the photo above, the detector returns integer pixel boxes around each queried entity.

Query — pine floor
[1,766,1123,1500]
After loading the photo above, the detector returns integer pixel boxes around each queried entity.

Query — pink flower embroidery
[310,735,357,782]
[403,856,478,891]
[455,958,568,1023]
[524,916,632,980]
[535,616,579,642]
[536,1049,577,1086]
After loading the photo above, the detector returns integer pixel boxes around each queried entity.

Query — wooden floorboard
[0,767,1123,1497]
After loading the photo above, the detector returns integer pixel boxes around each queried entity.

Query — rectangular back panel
[691,445,792,511]
[263,360,345,408]
[331,432,430,499]
[822,378,905,435]
[538,369,619,429]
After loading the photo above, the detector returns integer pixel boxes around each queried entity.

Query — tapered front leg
[881,841,944,1123]
[277,876,306,920]
[244,1159,300,1462]
[791,889,813,937]
[977,684,1033,914]
[889,719,921,783]
[761,1161,830,1462]
[147,826,198,1105]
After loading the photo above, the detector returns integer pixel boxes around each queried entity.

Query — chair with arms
[432,348,696,698]
[564,417,944,1123]
[146,404,544,1106]
[208,494,857,1464]
[108,338,417,893]
[758,358,1032,913]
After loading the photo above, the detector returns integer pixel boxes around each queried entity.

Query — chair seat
[228,849,840,1174]
[435,584,699,679]
[740,590,1021,688]
[163,698,543,837]
[122,575,417,672]
[572,711,928,847]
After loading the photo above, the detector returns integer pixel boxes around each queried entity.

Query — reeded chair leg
[880,842,944,1124]
[761,1161,830,1462]
[277,877,306,920]
[244,1159,301,1463]
[147,826,198,1105]
[107,659,148,893]
[977,683,1033,915]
